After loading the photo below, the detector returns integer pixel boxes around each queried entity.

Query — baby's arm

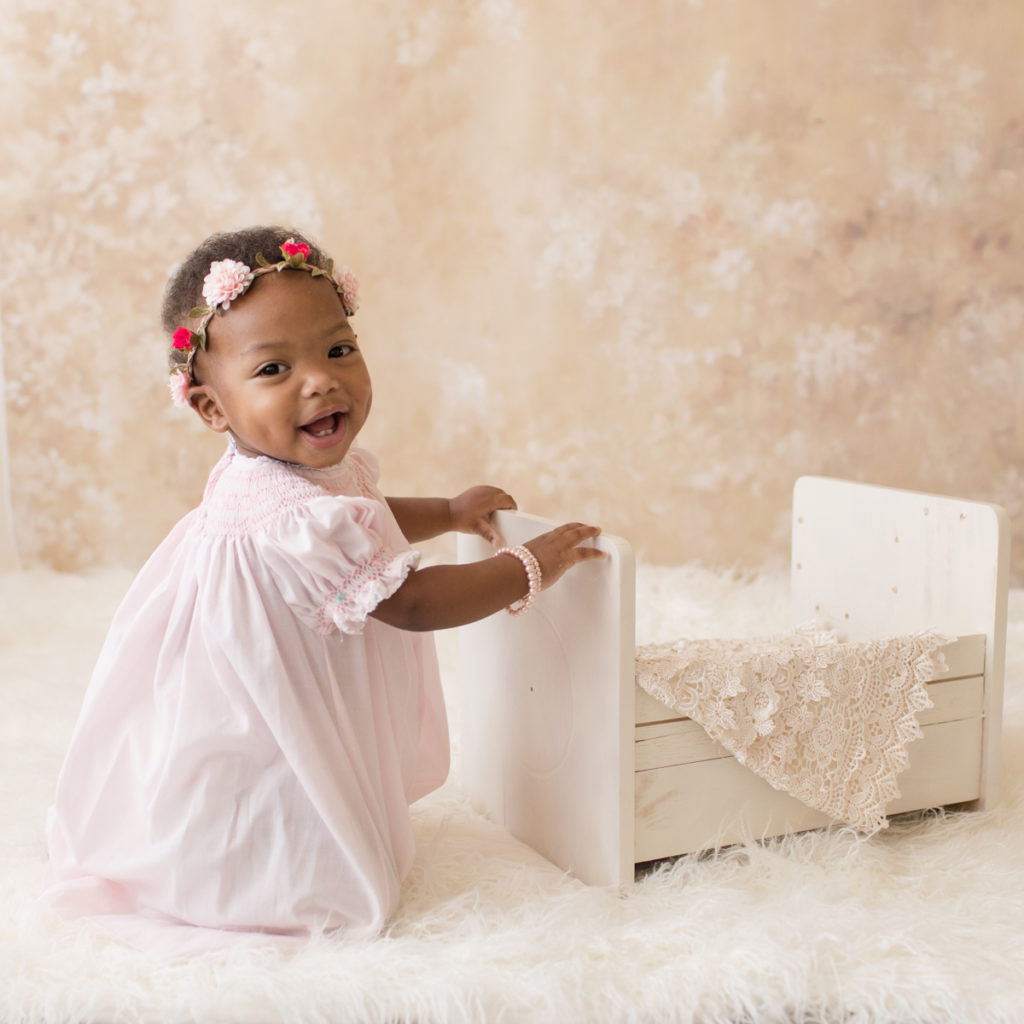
[386,486,517,545]
[370,522,604,632]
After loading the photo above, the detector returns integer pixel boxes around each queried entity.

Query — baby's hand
[524,523,605,589]
[449,486,518,546]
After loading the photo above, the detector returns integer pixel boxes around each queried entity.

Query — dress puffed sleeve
[258,494,419,636]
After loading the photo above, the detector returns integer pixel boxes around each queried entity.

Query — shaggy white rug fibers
[2,566,1023,1024]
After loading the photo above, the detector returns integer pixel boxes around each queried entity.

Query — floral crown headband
[168,238,359,407]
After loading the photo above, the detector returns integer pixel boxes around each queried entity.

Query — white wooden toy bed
[457,477,1010,887]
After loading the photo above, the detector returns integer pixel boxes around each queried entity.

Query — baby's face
[190,271,372,468]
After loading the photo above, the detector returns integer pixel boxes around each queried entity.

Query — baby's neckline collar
[226,434,349,475]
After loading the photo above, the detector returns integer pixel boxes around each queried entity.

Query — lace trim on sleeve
[635,626,952,834]
[316,548,420,636]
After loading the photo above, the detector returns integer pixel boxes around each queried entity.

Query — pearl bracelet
[496,545,543,615]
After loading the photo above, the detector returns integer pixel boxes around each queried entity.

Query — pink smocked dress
[41,443,449,944]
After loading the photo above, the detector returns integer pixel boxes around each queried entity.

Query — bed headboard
[790,476,1010,809]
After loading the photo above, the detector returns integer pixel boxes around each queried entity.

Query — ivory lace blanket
[635,627,951,833]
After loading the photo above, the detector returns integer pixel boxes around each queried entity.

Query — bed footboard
[457,513,636,886]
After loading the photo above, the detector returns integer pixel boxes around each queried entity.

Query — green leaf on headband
[310,267,324,277]
[188,306,212,319]
[255,252,271,268]
[324,258,335,278]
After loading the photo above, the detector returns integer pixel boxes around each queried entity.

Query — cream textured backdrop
[2,0,1022,579]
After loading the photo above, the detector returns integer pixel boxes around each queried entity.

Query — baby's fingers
[569,543,606,562]
[526,522,605,587]
[553,522,604,552]
[453,486,518,546]
[476,516,504,547]
[562,525,606,567]
[562,522,602,541]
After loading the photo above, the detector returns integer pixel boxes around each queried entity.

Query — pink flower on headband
[281,239,310,260]
[202,259,253,309]
[168,371,192,408]
[172,327,194,350]
[335,265,360,315]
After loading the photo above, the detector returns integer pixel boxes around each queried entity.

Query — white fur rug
[2,567,1023,1024]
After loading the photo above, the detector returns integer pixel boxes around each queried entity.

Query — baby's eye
[329,343,356,358]
[257,362,288,377]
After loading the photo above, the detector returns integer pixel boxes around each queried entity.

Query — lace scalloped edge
[635,627,955,834]
[316,548,421,636]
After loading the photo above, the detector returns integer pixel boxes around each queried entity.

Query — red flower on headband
[172,327,194,350]
[281,239,310,261]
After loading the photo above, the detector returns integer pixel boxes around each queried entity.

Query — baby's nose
[301,366,340,395]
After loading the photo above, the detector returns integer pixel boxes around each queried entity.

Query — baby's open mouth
[301,412,343,439]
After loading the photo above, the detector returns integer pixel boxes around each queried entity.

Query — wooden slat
[635,718,725,771]
[634,633,985,727]
[916,675,984,726]
[633,717,983,863]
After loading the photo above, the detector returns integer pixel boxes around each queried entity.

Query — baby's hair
[161,225,329,371]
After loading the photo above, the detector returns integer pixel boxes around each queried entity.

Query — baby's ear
[189,386,230,433]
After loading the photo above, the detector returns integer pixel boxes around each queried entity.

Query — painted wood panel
[634,717,983,863]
